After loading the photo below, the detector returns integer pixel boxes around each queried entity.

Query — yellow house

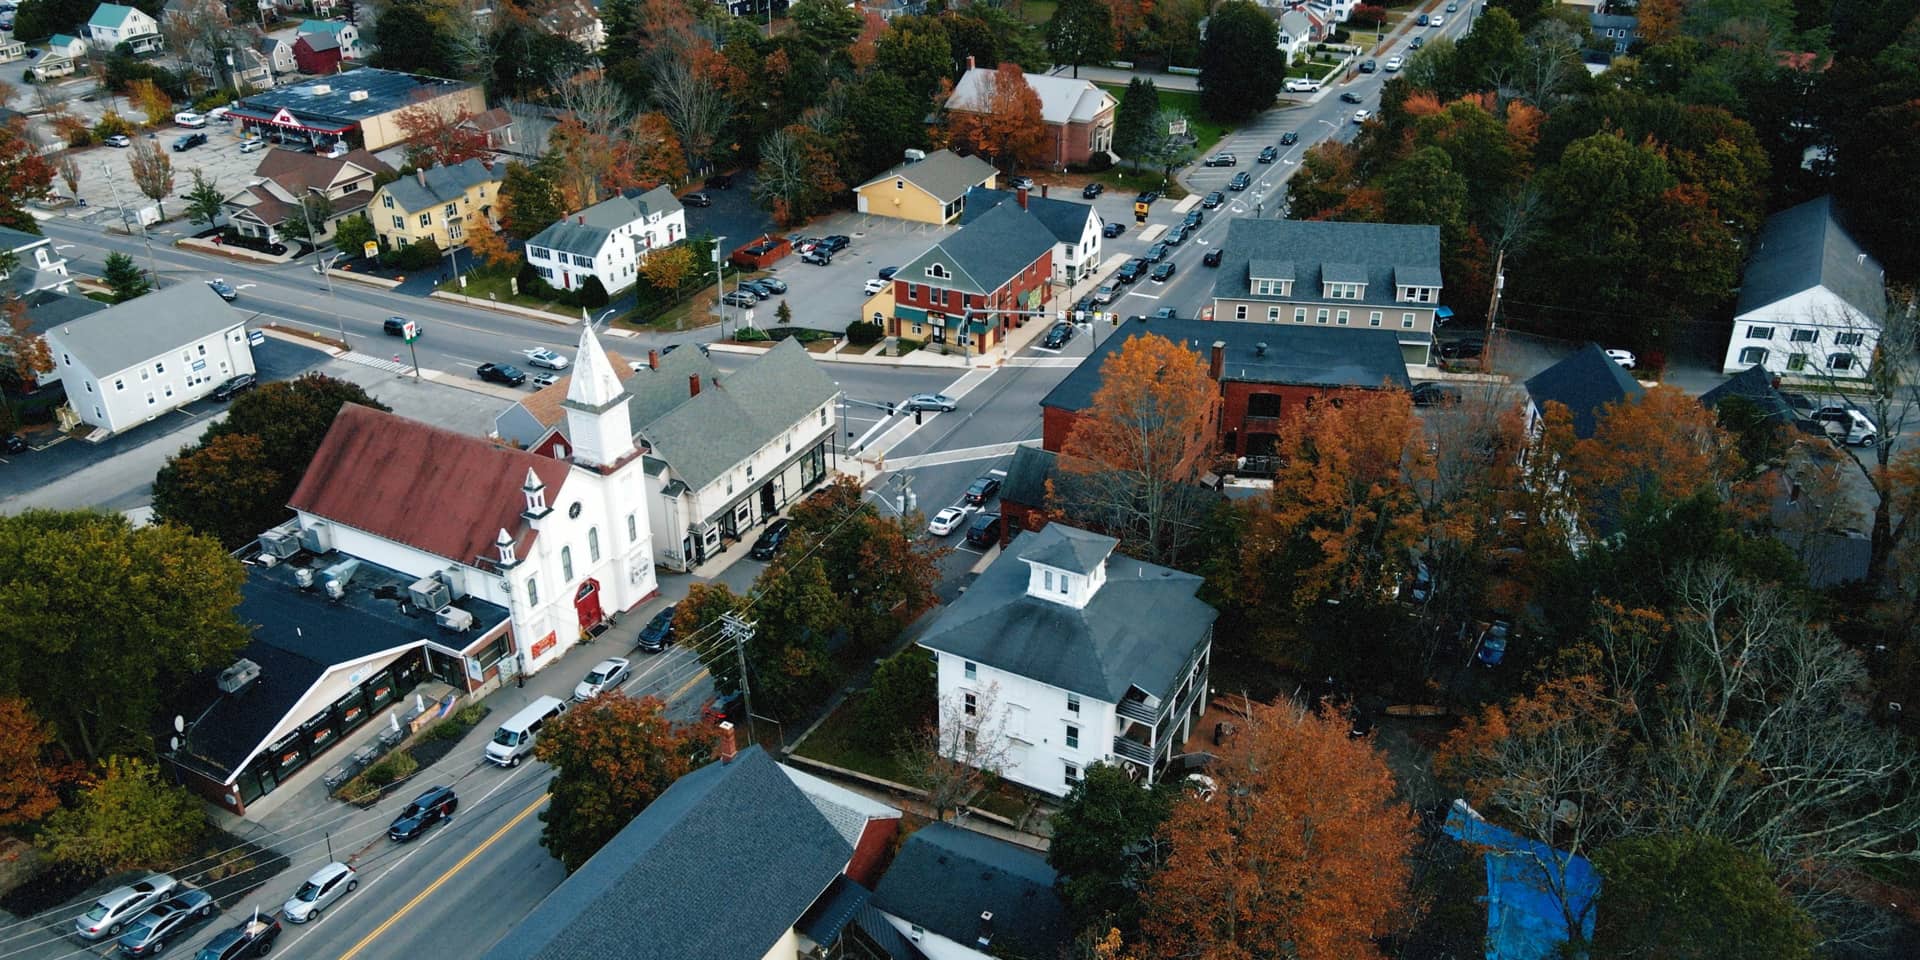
[370,158,502,251]
[854,149,997,225]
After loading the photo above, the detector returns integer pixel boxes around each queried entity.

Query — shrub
[1071,152,1115,173]
[191,89,235,112]
[577,275,609,308]
[845,320,884,345]
[1349,4,1387,27]
[733,326,770,342]
[385,236,443,272]
[93,111,133,140]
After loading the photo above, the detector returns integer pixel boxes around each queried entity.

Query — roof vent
[976,911,994,949]
[435,605,475,631]
[1256,342,1267,356]
[349,90,369,101]
[308,83,331,95]
[217,658,262,694]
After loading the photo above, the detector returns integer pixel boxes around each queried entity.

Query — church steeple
[562,324,634,469]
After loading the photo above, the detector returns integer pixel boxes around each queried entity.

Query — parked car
[1150,261,1176,283]
[1341,91,1365,104]
[703,690,744,724]
[904,392,957,412]
[876,266,898,280]
[638,605,677,652]
[1228,171,1252,191]
[1411,382,1463,406]
[731,279,767,299]
[1477,620,1510,667]
[283,863,355,923]
[756,276,788,294]
[523,347,570,370]
[383,316,414,337]
[1203,249,1224,267]
[1042,322,1074,348]
[1008,175,1035,190]
[174,111,206,127]
[928,506,966,536]
[75,875,177,940]
[1146,242,1171,262]
[1353,109,1372,124]
[477,363,527,386]
[572,658,631,701]
[748,518,792,560]
[1403,557,1436,605]
[818,235,851,254]
[1359,59,1377,73]
[1201,191,1226,209]
[1092,283,1117,304]
[1385,55,1404,71]
[1204,152,1237,167]
[115,888,213,956]
[1605,348,1637,369]
[530,371,559,388]
[1438,338,1484,360]
[964,475,1002,505]
[862,278,888,295]
[212,374,257,401]
[965,513,1003,547]
[704,173,734,190]
[1116,258,1147,283]
[1183,209,1204,228]
[681,191,714,207]
[1103,221,1125,238]
[318,141,348,159]
[1811,406,1878,446]
[1134,189,1160,204]
[172,133,207,151]
[387,786,458,842]
[800,248,832,266]
[1257,145,1278,163]
[206,278,238,301]
[195,916,280,960]
[1081,182,1104,198]
[721,290,759,307]
[1283,78,1320,93]
[104,134,132,147]
[4,433,24,454]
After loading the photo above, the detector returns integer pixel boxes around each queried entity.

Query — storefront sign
[530,631,558,659]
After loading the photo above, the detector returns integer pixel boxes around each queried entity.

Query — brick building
[889,198,1056,354]
[945,61,1116,169]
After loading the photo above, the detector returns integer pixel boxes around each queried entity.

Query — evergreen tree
[1047,0,1114,78]
[1113,77,1162,169]
[101,252,149,303]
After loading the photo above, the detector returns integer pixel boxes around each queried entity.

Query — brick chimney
[577,214,584,224]
[647,348,659,370]
[717,721,737,762]
[1016,186,1028,210]
[1209,340,1225,380]
[967,55,976,71]
[415,168,426,188]
[688,373,701,397]
[1040,184,1048,199]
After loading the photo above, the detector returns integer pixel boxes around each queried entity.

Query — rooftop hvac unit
[441,567,466,599]
[309,83,332,95]
[217,658,262,693]
[348,90,369,101]
[903,148,927,163]
[435,606,475,631]
[299,522,333,554]
[258,529,301,558]
[294,566,317,589]
[408,574,451,612]
[321,558,362,601]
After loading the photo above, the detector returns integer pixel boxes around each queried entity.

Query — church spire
[561,323,635,469]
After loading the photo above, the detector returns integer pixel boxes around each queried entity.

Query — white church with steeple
[287,325,659,678]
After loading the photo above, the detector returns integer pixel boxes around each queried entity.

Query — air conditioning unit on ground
[409,574,451,611]
[435,606,475,631]
[217,658,262,693]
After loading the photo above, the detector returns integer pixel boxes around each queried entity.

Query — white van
[1811,406,1878,446]
[484,695,568,767]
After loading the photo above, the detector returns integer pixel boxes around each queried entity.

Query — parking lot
[58,119,325,230]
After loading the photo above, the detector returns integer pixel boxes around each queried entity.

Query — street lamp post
[712,235,727,340]
[317,251,349,349]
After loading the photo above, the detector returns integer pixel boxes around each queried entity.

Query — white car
[207,105,232,122]
[174,111,206,128]
[573,657,631,701]
[1353,109,1372,124]
[1284,77,1321,93]
[523,347,570,370]
[1384,56,1404,71]
[1431,14,1445,25]
[283,863,355,924]
[863,278,888,295]
[1605,348,1637,369]
[927,507,966,537]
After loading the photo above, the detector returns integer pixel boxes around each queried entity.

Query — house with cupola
[916,524,1217,797]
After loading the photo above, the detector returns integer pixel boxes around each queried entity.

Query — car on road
[114,888,214,957]
[1072,295,1095,317]
[172,133,207,151]
[75,875,177,940]
[965,513,1003,547]
[1134,189,1160,204]
[1416,12,1430,24]
[703,690,744,724]
[1092,283,1117,304]
[927,506,966,537]
[206,278,237,301]
[1103,220,1125,238]
[174,111,206,127]
[800,248,832,266]
[749,518,792,560]
[1446,1,1458,9]
[1605,348,1637,369]
[1411,35,1426,49]
[638,605,677,652]
[1811,406,1878,446]
[212,374,257,401]
[573,658,631,701]
[1359,59,1377,73]
[477,363,527,386]
[1184,207,1205,226]
[1081,182,1104,198]
[904,393,956,412]
[1203,249,1223,267]
[704,173,734,190]
[1228,171,1252,191]
[721,290,759,307]
[1204,152,1237,167]
[1342,91,1368,105]
[1438,338,1485,360]
[1146,242,1171,262]
[1151,307,1178,321]
[530,371,560,388]
[195,917,280,960]
[383,317,414,337]
[1257,145,1278,163]
[1116,258,1147,283]
[246,329,265,347]
[965,475,1002,505]
[1201,191,1225,209]
[1283,78,1321,93]
[387,786,458,842]
[1165,224,1190,246]
[1150,261,1176,283]
[523,347,570,370]
[1353,109,1372,124]
[1431,14,1445,25]
[1411,382,1462,406]
[1385,55,1404,71]
[1043,322,1074,348]
[105,134,132,147]
[682,191,713,207]
[283,863,355,923]
[863,278,888,295]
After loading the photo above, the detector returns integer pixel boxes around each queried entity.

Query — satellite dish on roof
[169,736,180,751]
[174,715,185,733]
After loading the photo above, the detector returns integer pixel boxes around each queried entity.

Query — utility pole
[100,159,160,287]
[721,611,757,734]
[301,199,352,350]
[1479,247,1506,374]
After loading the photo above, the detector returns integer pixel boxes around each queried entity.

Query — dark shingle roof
[999,444,1058,508]
[959,187,1097,244]
[896,202,1057,296]
[856,149,997,202]
[1022,525,1114,575]
[628,338,839,490]
[379,158,498,214]
[1735,196,1885,321]
[1040,317,1411,414]
[1210,219,1443,309]
[872,823,1071,959]
[1524,343,1645,439]
[483,747,851,960]
[1700,364,1796,424]
[231,70,475,127]
[797,875,872,946]
[917,524,1216,703]
[21,288,108,336]
[528,187,683,258]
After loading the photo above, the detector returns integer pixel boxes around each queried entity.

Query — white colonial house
[287,325,659,678]
[41,283,257,436]
[917,524,1217,797]
[960,186,1104,285]
[0,226,73,293]
[85,3,160,51]
[525,186,684,295]
[1723,195,1885,381]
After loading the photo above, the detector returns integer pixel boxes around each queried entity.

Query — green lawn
[1095,83,1232,156]
[438,271,578,317]
[792,701,916,784]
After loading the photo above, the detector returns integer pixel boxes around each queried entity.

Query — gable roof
[635,338,840,490]
[947,68,1115,126]
[289,404,574,568]
[856,149,997,203]
[999,444,1057,508]
[87,3,147,30]
[1700,363,1797,425]
[873,823,1071,959]
[298,32,341,53]
[21,288,108,336]
[379,158,498,213]
[42,283,249,375]
[254,147,391,193]
[298,18,351,34]
[1210,219,1444,310]
[960,187,1097,243]
[1735,195,1885,322]
[897,201,1057,297]
[1524,343,1646,440]
[47,34,82,50]
[0,225,48,252]
[780,765,902,850]
[917,523,1217,703]
[481,747,853,960]
[1041,317,1412,414]
[527,187,684,259]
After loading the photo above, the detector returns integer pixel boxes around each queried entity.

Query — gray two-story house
[1209,219,1445,366]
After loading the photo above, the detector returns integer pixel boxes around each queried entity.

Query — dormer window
[1397,285,1437,303]
[926,263,949,280]
[1324,282,1364,299]
[1252,279,1291,296]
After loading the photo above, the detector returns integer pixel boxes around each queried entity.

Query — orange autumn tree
[464,214,517,273]
[1559,385,1744,533]
[1053,332,1220,565]
[1143,702,1419,960]
[0,696,75,827]
[395,103,493,169]
[948,62,1048,171]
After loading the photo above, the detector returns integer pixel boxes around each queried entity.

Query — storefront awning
[1436,305,1454,319]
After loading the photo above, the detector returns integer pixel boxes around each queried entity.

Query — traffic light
[887,401,896,416]
[914,409,923,425]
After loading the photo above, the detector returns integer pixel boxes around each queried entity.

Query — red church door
[574,579,604,634]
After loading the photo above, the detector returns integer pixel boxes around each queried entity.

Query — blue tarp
[1442,800,1600,960]
[1436,305,1455,319]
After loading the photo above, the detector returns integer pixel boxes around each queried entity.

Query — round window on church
[568,502,583,519]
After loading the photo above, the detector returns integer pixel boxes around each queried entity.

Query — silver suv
[283,863,356,923]
[74,874,177,940]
